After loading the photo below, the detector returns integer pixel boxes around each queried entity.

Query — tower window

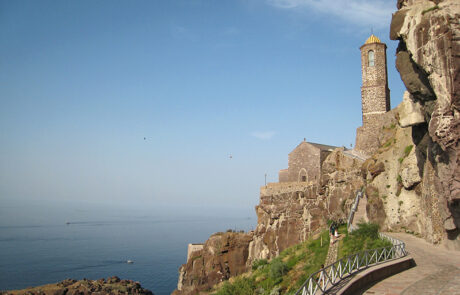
[368,50,375,67]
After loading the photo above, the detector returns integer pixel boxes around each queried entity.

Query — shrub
[214,277,256,295]
[269,258,289,282]
[339,222,391,257]
[352,222,380,240]
[252,259,268,270]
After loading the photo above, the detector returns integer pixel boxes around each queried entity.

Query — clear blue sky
[0,0,404,214]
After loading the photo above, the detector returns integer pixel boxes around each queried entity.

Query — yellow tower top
[365,34,381,44]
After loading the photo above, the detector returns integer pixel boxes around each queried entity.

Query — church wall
[279,169,289,183]
[287,143,321,183]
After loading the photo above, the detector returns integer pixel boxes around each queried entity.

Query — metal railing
[294,233,407,295]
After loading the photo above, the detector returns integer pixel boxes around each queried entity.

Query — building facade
[279,140,336,184]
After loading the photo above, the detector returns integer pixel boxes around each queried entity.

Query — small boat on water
[127,260,134,264]
[66,221,71,225]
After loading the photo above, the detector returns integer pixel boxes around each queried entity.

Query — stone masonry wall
[360,42,391,120]
[186,244,204,261]
[287,142,321,183]
[279,169,289,182]
[356,40,391,156]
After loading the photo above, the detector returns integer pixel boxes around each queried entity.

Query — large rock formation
[174,149,364,295]
[173,231,253,295]
[1,277,153,295]
[386,0,460,247]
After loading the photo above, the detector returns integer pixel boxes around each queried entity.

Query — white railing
[294,233,407,295]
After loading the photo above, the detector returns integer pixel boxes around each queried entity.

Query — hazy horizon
[1,0,405,211]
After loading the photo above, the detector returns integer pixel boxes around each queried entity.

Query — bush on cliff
[212,230,330,295]
[214,277,256,295]
[339,222,392,258]
[269,258,289,283]
[252,259,268,270]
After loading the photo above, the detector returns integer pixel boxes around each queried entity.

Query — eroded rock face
[174,232,253,295]
[377,0,460,246]
[0,277,153,295]
[247,149,365,266]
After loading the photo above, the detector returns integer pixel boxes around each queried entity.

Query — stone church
[278,34,391,184]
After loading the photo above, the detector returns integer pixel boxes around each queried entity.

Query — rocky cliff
[1,277,153,295]
[174,149,364,295]
[369,0,460,247]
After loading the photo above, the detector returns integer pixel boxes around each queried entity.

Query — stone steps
[351,196,368,229]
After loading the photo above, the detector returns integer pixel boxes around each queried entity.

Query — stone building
[355,34,391,155]
[278,140,337,183]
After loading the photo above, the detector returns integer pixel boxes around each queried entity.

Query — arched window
[368,50,375,67]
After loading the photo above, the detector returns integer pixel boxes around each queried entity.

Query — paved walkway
[359,233,460,295]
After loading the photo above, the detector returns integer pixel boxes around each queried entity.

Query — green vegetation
[252,259,268,270]
[398,200,404,206]
[215,277,257,295]
[399,145,414,163]
[383,139,392,148]
[338,222,392,258]
[397,174,402,184]
[422,5,439,15]
[404,145,413,156]
[213,230,331,295]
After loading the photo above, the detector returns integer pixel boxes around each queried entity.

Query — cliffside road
[359,233,460,295]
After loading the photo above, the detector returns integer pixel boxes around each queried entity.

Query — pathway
[358,233,460,295]
[324,237,339,267]
[351,195,368,230]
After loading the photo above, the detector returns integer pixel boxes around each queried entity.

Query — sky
[0,0,405,215]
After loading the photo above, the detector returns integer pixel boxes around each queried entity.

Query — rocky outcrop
[1,277,153,295]
[388,0,460,247]
[174,232,253,295]
[173,149,364,295]
[248,149,364,265]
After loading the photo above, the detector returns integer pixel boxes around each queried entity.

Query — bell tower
[355,34,391,155]
[360,34,390,126]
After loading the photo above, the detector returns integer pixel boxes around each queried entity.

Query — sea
[0,198,255,295]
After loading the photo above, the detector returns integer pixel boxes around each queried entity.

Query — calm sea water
[0,198,255,295]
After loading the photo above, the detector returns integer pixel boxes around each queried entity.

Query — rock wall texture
[173,232,253,295]
[387,0,460,248]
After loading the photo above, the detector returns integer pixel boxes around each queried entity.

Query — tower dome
[365,34,381,44]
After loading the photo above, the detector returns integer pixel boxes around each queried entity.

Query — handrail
[294,233,407,295]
